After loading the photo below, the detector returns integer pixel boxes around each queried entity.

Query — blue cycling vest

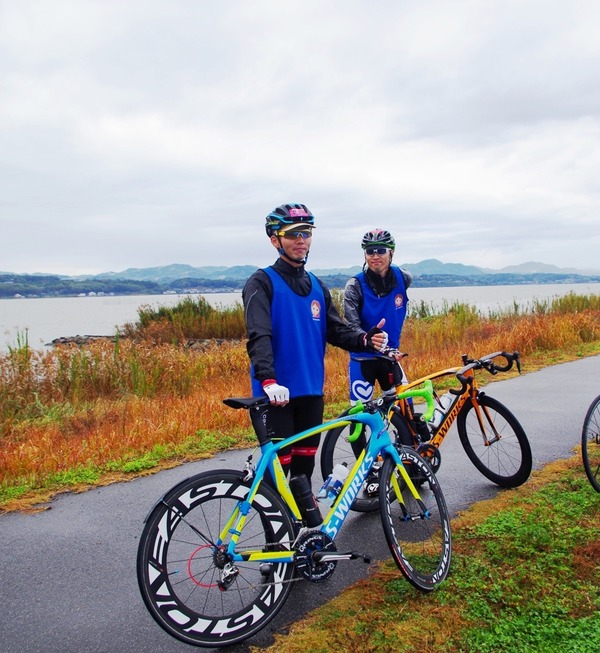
[350,266,408,361]
[251,266,327,398]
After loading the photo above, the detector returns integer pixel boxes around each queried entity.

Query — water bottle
[429,392,454,429]
[318,462,349,507]
[289,474,323,527]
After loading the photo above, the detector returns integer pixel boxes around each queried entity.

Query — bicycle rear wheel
[378,448,452,591]
[320,411,413,512]
[457,394,532,488]
[582,394,600,493]
[137,470,296,648]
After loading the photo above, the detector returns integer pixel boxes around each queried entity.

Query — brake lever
[514,351,522,373]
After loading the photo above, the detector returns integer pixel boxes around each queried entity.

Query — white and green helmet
[361,228,395,250]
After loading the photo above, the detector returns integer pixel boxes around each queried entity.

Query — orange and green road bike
[321,350,533,512]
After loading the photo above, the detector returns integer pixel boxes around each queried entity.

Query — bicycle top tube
[224,379,436,453]
[266,408,391,457]
[224,395,398,453]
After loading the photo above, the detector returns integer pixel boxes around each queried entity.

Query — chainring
[417,442,442,474]
[294,531,337,583]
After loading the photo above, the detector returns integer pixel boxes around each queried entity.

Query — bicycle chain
[212,534,324,592]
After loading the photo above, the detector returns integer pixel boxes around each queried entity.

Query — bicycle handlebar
[454,350,521,394]
[223,350,519,444]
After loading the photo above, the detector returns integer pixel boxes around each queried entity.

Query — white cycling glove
[262,380,290,405]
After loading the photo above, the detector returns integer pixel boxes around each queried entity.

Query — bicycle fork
[387,446,432,520]
[471,393,502,446]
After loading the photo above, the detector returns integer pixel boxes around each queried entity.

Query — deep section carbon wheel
[582,394,600,493]
[137,470,296,648]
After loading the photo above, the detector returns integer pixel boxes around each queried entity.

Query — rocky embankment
[47,335,119,346]
[47,335,234,350]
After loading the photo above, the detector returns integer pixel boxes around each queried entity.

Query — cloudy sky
[2,0,600,276]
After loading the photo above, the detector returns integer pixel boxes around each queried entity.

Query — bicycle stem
[346,380,436,442]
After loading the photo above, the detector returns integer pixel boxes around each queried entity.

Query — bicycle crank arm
[311,551,371,564]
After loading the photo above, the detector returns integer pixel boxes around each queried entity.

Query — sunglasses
[277,230,312,240]
[365,247,390,256]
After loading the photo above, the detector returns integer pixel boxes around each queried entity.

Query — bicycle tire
[457,394,532,488]
[378,448,452,591]
[582,394,600,493]
[137,469,296,648]
[320,411,413,512]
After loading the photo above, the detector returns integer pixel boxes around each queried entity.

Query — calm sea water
[2,283,600,352]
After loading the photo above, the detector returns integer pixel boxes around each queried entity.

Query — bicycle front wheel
[582,394,600,493]
[137,470,296,648]
[378,448,452,591]
[457,394,532,488]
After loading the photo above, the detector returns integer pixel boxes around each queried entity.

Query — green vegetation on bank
[0,274,163,298]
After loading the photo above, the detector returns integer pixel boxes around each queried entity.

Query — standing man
[344,228,412,404]
[243,203,388,481]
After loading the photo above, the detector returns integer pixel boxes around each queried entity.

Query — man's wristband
[262,379,277,387]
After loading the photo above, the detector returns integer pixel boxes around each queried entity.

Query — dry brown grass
[1,296,600,508]
[0,340,253,491]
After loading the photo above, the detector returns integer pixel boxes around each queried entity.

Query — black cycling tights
[264,395,324,482]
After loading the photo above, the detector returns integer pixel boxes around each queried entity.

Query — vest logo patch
[394,294,404,309]
[352,379,374,402]
[311,299,321,320]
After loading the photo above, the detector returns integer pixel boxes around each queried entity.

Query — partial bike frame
[582,393,600,493]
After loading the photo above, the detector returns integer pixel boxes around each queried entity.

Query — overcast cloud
[2,0,600,276]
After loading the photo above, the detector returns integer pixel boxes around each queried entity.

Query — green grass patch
[0,427,257,508]
[259,458,600,653]
[0,464,103,505]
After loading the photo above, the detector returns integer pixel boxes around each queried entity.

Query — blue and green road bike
[137,383,452,648]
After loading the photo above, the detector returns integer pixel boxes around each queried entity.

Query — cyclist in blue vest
[344,228,412,404]
[243,203,388,482]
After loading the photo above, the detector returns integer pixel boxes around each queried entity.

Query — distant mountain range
[75,259,600,282]
[2,260,600,299]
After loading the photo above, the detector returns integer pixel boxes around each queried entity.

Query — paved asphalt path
[1,355,599,653]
